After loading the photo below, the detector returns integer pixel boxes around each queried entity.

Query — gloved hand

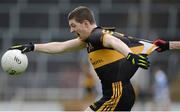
[153,39,169,52]
[126,53,150,69]
[9,43,34,53]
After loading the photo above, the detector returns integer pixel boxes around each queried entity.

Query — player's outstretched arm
[9,38,86,54]
[34,38,86,53]
[103,34,150,69]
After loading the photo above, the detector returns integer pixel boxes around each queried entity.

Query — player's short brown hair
[68,6,96,24]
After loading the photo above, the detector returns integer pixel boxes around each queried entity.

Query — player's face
[69,19,91,41]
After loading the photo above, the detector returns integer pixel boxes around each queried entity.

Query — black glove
[126,53,150,69]
[153,39,169,52]
[9,43,34,53]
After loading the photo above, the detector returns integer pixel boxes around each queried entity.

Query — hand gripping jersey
[85,27,156,111]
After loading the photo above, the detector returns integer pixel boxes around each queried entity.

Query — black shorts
[90,81,135,111]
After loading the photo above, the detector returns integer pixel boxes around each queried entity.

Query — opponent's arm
[153,39,180,52]
[103,34,150,69]
[169,41,180,50]
[9,38,86,54]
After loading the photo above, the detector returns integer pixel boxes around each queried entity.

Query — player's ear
[83,20,90,27]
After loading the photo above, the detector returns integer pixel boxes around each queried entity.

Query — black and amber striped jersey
[85,27,145,95]
[84,27,157,111]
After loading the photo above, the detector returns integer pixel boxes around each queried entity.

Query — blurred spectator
[152,67,171,111]
[82,64,96,100]
[131,69,150,110]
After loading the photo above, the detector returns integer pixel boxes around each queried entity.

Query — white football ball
[1,49,28,75]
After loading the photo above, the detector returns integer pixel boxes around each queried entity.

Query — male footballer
[10,6,150,111]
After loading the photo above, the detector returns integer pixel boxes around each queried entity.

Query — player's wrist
[33,44,37,52]
[166,41,170,50]
[126,53,136,64]
[28,42,35,51]
[162,40,169,51]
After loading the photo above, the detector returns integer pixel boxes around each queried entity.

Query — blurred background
[0,0,180,111]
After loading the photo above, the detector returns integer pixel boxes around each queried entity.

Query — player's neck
[89,24,97,33]
[90,24,97,31]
